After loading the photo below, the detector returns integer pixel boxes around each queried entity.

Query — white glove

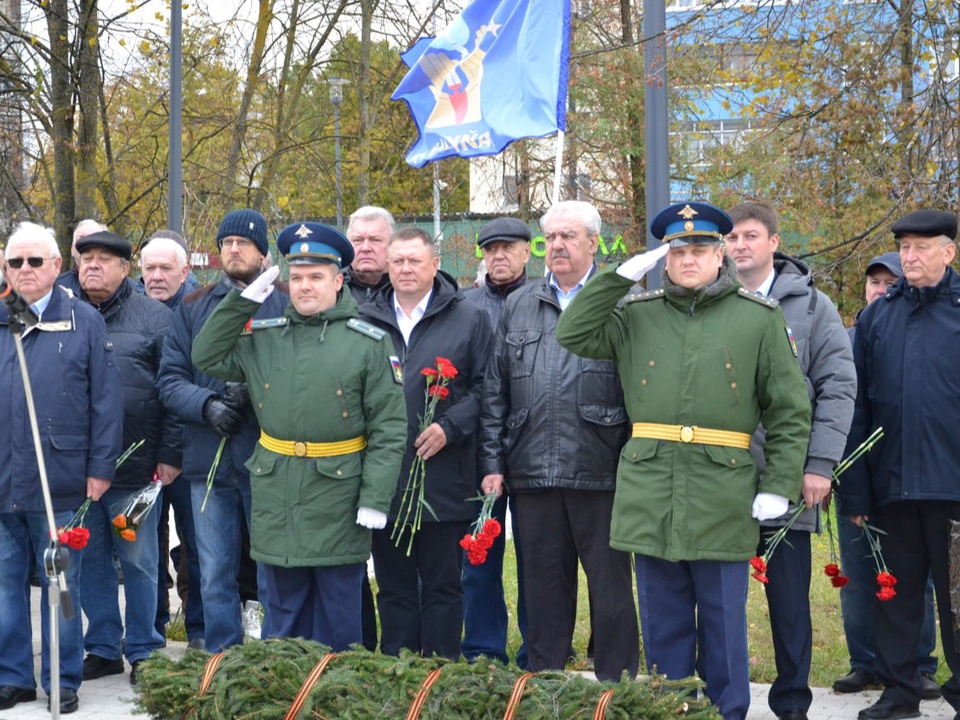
[356,507,387,530]
[240,266,280,303]
[751,492,790,521]
[616,243,670,281]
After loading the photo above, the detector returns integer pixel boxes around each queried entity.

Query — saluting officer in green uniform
[556,201,810,720]
[192,222,407,650]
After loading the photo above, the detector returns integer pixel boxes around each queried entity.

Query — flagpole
[551,130,565,205]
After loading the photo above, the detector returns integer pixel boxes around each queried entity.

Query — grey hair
[541,201,602,237]
[141,237,188,270]
[72,218,108,243]
[348,206,396,235]
[7,221,59,257]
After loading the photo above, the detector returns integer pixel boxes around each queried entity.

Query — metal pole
[643,0,669,289]
[168,0,183,233]
[329,77,346,231]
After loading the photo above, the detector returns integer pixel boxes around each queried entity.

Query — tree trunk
[357,0,377,205]
[44,0,75,253]
[75,0,100,224]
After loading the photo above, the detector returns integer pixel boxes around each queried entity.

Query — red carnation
[483,519,502,538]
[475,532,495,551]
[750,556,767,573]
[831,575,850,588]
[436,357,458,380]
[458,534,475,551]
[428,385,450,400]
[876,571,897,588]
[824,563,841,578]
[421,368,439,381]
[467,549,488,565]
[876,586,897,601]
[751,572,769,584]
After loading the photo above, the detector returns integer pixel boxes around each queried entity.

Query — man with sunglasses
[0,221,123,714]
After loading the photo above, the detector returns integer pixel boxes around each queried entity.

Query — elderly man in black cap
[834,251,940,699]
[841,209,960,720]
[463,217,532,666]
[191,222,406,648]
[75,231,181,686]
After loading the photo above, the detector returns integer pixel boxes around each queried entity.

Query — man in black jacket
[462,217,531,667]
[478,200,639,681]
[360,226,492,660]
[75,231,181,686]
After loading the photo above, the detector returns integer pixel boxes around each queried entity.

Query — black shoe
[858,698,921,720]
[82,654,124,680]
[834,668,875,693]
[46,688,78,714]
[130,660,141,685]
[0,685,37,710]
[187,637,206,650]
[920,672,941,700]
[778,711,809,720]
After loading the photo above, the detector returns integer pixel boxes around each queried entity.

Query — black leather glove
[222,382,251,410]
[202,397,242,438]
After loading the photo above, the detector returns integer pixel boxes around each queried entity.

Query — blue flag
[393,0,571,168]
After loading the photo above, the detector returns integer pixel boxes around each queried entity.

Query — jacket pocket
[702,443,755,472]
[578,404,628,427]
[621,437,660,464]
[314,452,363,481]
[504,330,541,379]
[245,447,279,477]
[49,431,90,452]
[504,407,530,457]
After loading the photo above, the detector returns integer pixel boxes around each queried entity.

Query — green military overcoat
[192,289,407,568]
[556,258,811,562]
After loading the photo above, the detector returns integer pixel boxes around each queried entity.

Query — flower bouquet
[111,473,163,542]
[751,427,883,586]
[459,492,502,565]
[56,439,144,550]
[861,521,897,601]
[391,356,458,556]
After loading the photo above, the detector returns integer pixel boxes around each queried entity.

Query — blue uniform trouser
[461,492,528,666]
[635,554,750,720]
[836,496,938,675]
[758,528,813,715]
[0,510,83,695]
[82,486,166,664]
[261,563,364,650]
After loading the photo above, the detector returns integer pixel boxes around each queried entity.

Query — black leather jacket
[478,270,628,492]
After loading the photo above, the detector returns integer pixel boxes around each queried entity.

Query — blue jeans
[0,510,83,694]
[461,493,528,666]
[190,471,267,652]
[156,479,204,640]
[836,499,938,675]
[81,487,165,663]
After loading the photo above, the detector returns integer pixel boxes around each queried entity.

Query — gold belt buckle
[294,441,307,457]
[679,426,695,443]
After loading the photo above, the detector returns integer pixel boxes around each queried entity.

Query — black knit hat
[216,209,269,256]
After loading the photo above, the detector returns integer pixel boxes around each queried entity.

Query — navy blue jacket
[157,275,289,484]
[841,267,960,515]
[360,271,492,522]
[0,286,124,512]
[89,279,181,489]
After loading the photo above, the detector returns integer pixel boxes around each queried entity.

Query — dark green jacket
[192,289,407,567]
[556,257,811,561]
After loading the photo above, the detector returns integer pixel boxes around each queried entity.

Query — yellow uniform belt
[259,430,367,458]
[632,422,752,450]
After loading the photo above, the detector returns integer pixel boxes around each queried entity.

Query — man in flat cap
[192,222,406,649]
[75,231,181,685]
[557,201,810,720]
[834,251,940,700]
[463,216,532,667]
[840,209,960,720]
[479,201,639,680]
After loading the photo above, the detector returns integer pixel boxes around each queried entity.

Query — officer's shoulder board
[244,317,290,334]
[347,318,387,341]
[737,287,779,308]
[624,288,664,304]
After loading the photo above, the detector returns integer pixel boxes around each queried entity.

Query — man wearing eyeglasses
[0,222,123,714]
[157,209,288,652]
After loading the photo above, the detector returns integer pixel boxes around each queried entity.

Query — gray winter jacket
[755,253,856,532]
